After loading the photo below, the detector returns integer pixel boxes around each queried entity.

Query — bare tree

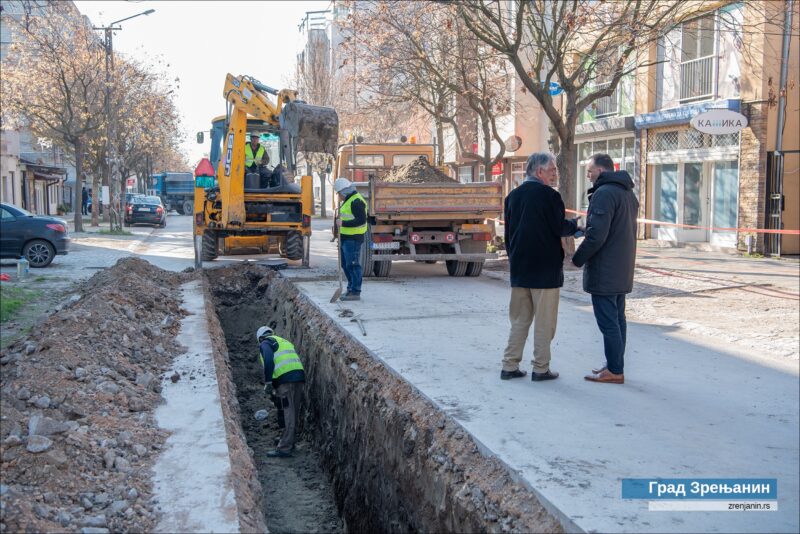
[1,2,107,232]
[457,0,684,208]
[348,1,514,174]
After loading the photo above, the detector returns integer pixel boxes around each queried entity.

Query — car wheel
[23,239,55,268]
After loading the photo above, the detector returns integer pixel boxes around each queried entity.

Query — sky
[74,0,330,168]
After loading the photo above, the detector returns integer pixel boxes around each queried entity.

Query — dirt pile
[0,258,189,534]
[382,157,456,184]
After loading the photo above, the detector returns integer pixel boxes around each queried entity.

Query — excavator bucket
[280,102,339,156]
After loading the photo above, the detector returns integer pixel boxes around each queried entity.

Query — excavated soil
[0,258,267,534]
[383,157,457,184]
[0,258,188,533]
[206,264,563,534]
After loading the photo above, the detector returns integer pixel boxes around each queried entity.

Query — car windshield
[137,196,162,205]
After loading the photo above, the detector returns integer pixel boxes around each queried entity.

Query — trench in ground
[206,264,565,534]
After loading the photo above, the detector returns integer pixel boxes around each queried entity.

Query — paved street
[2,214,798,533]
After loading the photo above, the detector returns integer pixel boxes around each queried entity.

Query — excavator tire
[201,230,218,261]
[283,232,304,261]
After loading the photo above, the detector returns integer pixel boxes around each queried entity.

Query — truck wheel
[182,200,193,216]
[361,230,374,277]
[446,260,468,277]
[373,259,391,277]
[465,261,484,276]
[283,232,304,260]
[201,230,218,261]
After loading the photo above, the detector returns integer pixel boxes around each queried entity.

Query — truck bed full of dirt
[382,157,457,184]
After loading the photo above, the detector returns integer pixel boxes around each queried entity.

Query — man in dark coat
[501,152,579,382]
[572,154,639,384]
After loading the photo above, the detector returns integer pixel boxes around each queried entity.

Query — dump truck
[335,142,502,278]
[193,74,338,266]
[151,172,194,215]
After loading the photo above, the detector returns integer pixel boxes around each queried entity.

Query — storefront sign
[690,110,748,134]
[635,99,740,129]
[491,162,504,176]
[126,178,135,186]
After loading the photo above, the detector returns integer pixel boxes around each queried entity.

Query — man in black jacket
[501,152,579,382]
[572,154,639,384]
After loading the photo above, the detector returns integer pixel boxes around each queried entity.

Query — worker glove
[263,384,274,397]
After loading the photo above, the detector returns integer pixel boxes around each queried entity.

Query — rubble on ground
[0,258,189,533]
[382,157,457,184]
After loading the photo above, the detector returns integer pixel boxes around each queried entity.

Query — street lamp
[93,9,155,230]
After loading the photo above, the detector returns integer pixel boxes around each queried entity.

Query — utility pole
[94,9,154,231]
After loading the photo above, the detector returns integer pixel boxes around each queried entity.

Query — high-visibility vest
[258,335,304,380]
[245,143,266,168]
[339,192,368,236]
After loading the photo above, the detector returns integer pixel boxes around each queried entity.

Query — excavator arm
[216,73,338,227]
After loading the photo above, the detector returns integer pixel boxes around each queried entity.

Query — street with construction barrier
[0,213,797,533]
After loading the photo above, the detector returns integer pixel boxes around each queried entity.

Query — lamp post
[94,9,155,230]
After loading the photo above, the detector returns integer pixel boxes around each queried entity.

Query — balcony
[680,55,714,103]
[594,81,620,118]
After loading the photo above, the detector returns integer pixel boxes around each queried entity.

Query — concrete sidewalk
[294,274,799,533]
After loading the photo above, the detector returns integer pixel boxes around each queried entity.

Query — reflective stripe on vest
[339,192,367,236]
[245,144,265,167]
[266,336,303,379]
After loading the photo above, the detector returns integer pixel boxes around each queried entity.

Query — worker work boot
[340,292,361,301]
[266,449,292,458]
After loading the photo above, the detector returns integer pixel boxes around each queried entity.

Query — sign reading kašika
[690,109,748,134]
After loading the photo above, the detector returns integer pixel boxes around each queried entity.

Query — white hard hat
[256,326,273,341]
[334,177,352,193]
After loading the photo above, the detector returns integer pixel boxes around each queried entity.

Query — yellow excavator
[193,74,338,266]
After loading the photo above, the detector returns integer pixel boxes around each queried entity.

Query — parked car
[125,196,166,228]
[125,193,143,210]
[0,202,70,268]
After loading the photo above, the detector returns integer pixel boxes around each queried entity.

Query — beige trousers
[502,287,561,373]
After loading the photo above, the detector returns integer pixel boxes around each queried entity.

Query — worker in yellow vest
[334,177,368,301]
[256,326,305,458]
[245,134,269,172]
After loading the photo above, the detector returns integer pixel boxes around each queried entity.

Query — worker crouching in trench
[256,326,306,458]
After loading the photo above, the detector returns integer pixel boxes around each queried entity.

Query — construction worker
[244,134,269,173]
[334,177,368,301]
[256,326,305,457]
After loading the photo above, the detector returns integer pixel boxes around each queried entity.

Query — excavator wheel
[201,230,218,261]
[282,232,304,261]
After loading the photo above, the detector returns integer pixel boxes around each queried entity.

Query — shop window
[511,162,525,189]
[458,166,472,183]
[713,161,738,229]
[478,165,485,182]
[608,138,623,160]
[624,138,635,158]
[654,164,678,224]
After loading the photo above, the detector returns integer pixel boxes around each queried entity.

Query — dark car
[125,196,166,227]
[0,202,70,268]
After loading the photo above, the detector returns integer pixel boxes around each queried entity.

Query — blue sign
[542,81,563,96]
[635,99,741,128]
[622,478,777,500]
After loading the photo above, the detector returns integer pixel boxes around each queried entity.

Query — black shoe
[266,449,292,458]
[340,293,361,301]
[500,369,527,380]
[531,370,559,381]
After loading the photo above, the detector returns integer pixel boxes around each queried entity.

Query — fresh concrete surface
[294,271,799,533]
[152,281,240,533]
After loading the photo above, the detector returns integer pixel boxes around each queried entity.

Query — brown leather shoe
[592,364,608,374]
[584,369,624,384]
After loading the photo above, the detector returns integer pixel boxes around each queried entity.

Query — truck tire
[465,261,484,276]
[182,200,193,216]
[283,232,304,261]
[361,229,374,277]
[446,260,469,277]
[201,230,218,261]
[373,253,392,277]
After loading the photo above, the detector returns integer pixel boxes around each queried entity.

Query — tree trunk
[556,138,577,211]
[73,139,84,233]
[91,169,100,227]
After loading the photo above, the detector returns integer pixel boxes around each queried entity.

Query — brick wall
[738,103,768,252]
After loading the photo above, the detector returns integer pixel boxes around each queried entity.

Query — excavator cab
[193,74,338,267]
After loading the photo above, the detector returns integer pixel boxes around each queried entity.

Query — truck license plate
[372,241,400,250]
